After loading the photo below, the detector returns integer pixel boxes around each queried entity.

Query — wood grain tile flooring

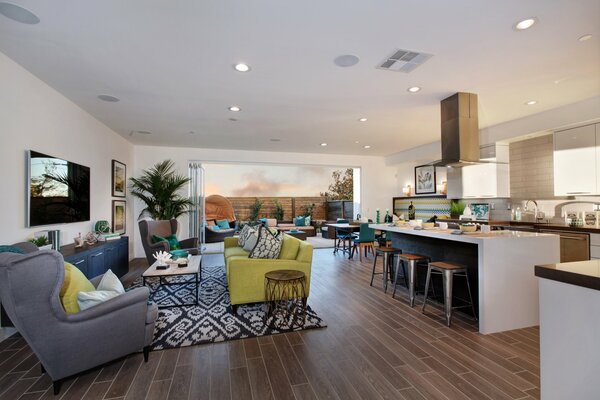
[0,249,541,399]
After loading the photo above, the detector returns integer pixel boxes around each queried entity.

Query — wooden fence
[227,196,327,222]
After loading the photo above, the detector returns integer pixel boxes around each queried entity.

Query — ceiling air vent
[377,49,432,72]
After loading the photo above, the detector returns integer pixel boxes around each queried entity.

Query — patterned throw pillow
[238,225,254,247]
[305,216,311,226]
[242,227,259,252]
[249,226,283,259]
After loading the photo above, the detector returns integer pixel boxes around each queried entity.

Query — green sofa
[224,235,313,310]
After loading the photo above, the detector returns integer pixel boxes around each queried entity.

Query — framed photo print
[414,165,436,195]
[112,200,126,234]
[111,160,126,197]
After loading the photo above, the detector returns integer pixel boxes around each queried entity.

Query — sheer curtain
[188,162,205,250]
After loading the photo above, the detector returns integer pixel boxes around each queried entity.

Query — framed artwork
[112,200,126,234]
[414,165,436,195]
[111,160,126,197]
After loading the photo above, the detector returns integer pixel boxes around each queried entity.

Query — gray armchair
[0,250,157,395]
[139,219,199,266]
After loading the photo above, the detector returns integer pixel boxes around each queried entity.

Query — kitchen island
[535,260,600,400]
[370,224,560,334]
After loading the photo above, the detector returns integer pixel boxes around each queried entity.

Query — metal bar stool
[421,261,477,327]
[392,254,429,307]
[370,247,402,292]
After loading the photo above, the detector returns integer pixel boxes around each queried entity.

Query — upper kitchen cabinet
[554,124,597,196]
[446,143,510,199]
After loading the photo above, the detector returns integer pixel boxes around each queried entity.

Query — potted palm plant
[129,160,193,220]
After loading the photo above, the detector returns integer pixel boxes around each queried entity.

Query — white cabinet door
[446,163,509,198]
[554,124,597,196]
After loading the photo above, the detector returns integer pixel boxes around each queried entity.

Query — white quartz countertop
[370,223,557,244]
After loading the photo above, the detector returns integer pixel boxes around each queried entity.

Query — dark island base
[390,232,479,317]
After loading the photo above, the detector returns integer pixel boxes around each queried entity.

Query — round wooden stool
[371,247,402,292]
[393,253,430,307]
[264,270,307,330]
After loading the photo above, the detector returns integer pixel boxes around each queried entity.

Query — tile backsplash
[509,134,555,199]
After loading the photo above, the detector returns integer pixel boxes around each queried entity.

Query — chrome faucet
[525,200,539,220]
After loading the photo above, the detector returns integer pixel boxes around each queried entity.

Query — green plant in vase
[129,160,193,220]
[450,200,467,218]
[29,235,49,247]
[249,198,263,222]
[274,200,284,221]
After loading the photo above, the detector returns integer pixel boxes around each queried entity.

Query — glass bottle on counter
[408,201,416,220]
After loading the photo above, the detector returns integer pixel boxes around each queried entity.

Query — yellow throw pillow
[60,262,95,314]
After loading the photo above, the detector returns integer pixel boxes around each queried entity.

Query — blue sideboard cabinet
[61,236,129,278]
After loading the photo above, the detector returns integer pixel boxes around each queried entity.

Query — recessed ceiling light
[358,117,368,122]
[333,55,360,67]
[234,63,250,72]
[407,86,421,93]
[228,106,241,112]
[355,140,360,144]
[320,143,328,147]
[0,2,40,24]
[363,145,371,149]
[97,94,120,102]
[578,34,593,42]
[514,17,537,31]
[525,100,537,105]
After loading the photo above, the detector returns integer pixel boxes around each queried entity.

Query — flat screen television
[26,150,90,227]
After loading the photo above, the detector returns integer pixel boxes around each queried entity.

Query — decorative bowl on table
[459,224,478,233]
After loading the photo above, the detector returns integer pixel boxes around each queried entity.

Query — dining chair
[351,223,376,262]
[333,219,354,255]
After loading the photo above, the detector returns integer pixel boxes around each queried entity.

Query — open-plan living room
[1,1,599,399]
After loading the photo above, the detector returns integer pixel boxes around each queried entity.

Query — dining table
[326,223,361,259]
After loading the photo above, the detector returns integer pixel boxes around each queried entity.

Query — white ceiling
[0,0,599,156]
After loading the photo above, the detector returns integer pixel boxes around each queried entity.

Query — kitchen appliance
[427,92,507,168]
[539,229,589,263]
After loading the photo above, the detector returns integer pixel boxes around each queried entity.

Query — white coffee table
[142,255,202,308]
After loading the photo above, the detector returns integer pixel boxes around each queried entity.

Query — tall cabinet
[554,123,599,196]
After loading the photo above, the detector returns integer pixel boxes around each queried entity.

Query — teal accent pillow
[216,219,230,229]
[211,226,221,231]
[295,216,305,226]
[0,245,24,254]
[152,234,181,250]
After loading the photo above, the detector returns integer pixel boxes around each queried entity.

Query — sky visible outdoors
[203,163,350,197]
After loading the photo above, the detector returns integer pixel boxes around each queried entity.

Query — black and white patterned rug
[130,264,326,350]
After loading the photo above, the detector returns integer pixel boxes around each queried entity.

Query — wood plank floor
[0,249,541,399]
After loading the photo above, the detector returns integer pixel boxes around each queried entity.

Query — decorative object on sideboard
[376,208,380,224]
[111,159,127,197]
[94,220,111,234]
[112,200,127,234]
[28,234,52,250]
[414,165,436,195]
[84,232,97,245]
[73,233,84,248]
[440,180,447,195]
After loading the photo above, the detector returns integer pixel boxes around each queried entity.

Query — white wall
[387,97,600,196]
[0,51,135,254]
[133,145,396,257]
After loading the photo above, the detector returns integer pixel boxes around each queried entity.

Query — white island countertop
[369,223,555,244]
[370,223,560,334]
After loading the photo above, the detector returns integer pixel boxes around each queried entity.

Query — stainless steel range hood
[428,92,496,167]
